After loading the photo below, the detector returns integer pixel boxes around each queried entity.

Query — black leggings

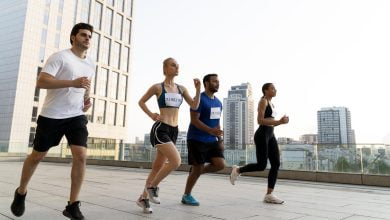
[239,126,280,189]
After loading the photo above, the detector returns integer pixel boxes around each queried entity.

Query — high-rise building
[317,107,355,146]
[223,83,254,150]
[0,0,133,156]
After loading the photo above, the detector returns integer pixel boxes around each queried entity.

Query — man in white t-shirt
[11,23,95,220]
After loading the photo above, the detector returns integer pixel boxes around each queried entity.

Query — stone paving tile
[1,162,390,220]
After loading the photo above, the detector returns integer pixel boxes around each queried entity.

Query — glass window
[112,42,121,69]
[80,0,91,23]
[55,33,60,48]
[121,46,130,72]
[116,104,126,127]
[116,0,124,12]
[39,46,45,62]
[104,8,113,35]
[95,99,106,124]
[86,98,95,122]
[125,0,133,17]
[56,15,62,31]
[43,9,50,25]
[92,1,103,30]
[90,32,100,62]
[107,0,114,7]
[123,19,131,44]
[97,67,108,97]
[58,0,64,13]
[107,102,116,125]
[118,74,128,101]
[91,66,97,94]
[101,37,111,65]
[114,13,123,40]
[41,29,47,44]
[109,72,119,99]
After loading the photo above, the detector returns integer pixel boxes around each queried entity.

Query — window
[123,19,132,44]
[58,0,64,13]
[125,0,133,17]
[86,98,95,122]
[121,46,130,71]
[43,10,50,25]
[90,32,100,62]
[101,37,111,65]
[56,15,62,31]
[109,72,119,99]
[118,74,127,101]
[55,33,60,48]
[91,66,97,94]
[31,107,38,122]
[97,67,108,97]
[116,0,124,12]
[114,13,123,40]
[112,42,121,69]
[80,0,91,23]
[39,46,45,63]
[107,102,116,125]
[41,29,47,44]
[107,0,114,7]
[116,104,126,127]
[95,100,106,124]
[104,8,113,35]
[92,1,103,30]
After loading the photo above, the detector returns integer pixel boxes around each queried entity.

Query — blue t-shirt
[187,92,223,143]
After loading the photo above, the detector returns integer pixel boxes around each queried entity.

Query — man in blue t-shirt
[181,74,225,206]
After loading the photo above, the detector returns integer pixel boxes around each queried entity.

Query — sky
[127,0,390,144]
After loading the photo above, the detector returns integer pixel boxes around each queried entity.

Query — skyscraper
[317,107,356,146]
[0,0,133,156]
[223,83,254,150]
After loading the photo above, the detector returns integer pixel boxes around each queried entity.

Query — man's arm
[36,72,90,89]
[190,111,223,137]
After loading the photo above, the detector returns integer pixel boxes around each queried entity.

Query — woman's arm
[138,84,160,121]
[181,79,201,110]
[257,98,288,126]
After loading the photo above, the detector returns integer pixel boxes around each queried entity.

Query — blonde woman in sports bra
[136,57,201,214]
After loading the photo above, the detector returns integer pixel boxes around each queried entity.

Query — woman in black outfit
[229,83,289,204]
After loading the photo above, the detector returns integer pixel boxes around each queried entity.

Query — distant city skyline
[128,0,390,144]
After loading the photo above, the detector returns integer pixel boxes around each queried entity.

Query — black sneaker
[10,188,26,217]
[63,201,85,220]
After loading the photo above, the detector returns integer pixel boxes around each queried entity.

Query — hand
[73,77,90,89]
[209,127,223,137]
[279,115,289,124]
[193,78,201,91]
[150,113,161,121]
[217,138,224,151]
[82,98,91,112]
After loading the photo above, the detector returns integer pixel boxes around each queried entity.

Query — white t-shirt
[40,49,96,119]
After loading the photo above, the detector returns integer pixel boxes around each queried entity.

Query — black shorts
[150,121,178,147]
[33,115,89,152]
[187,139,225,165]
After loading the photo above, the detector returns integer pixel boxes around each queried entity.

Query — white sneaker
[136,197,153,214]
[263,194,284,204]
[230,165,240,185]
[146,186,161,204]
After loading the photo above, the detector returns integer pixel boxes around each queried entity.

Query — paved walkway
[0,162,389,220]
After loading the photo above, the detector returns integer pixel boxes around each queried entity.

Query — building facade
[0,0,133,158]
[317,107,355,147]
[223,83,254,150]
